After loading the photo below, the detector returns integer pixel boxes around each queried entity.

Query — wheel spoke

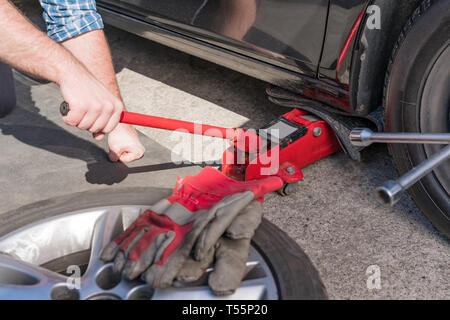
[152,281,269,300]
[152,261,273,300]
[83,208,123,277]
[0,253,66,300]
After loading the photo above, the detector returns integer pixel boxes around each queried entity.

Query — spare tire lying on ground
[0,187,327,300]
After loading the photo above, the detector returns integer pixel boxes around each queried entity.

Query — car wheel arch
[349,0,424,117]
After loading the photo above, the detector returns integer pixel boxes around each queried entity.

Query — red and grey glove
[100,166,282,288]
[174,200,264,296]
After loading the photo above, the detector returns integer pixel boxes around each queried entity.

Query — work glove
[174,200,263,296]
[100,166,282,289]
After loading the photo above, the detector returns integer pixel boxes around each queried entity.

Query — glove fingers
[112,227,149,273]
[100,241,121,262]
[100,223,141,262]
[194,191,254,261]
[122,231,173,280]
[225,201,262,239]
[111,209,158,245]
[141,232,193,289]
[113,252,127,273]
[207,201,262,295]
[174,245,216,285]
[208,238,252,296]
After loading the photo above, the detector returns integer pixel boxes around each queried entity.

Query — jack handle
[60,101,239,140]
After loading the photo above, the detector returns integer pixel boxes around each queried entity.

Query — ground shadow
[0,95,200,185]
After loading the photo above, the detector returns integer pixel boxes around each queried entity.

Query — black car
[95,0,449,237]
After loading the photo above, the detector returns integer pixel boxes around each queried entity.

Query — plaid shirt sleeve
[38,0,104,42]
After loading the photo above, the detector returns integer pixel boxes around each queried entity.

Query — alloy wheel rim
[0,205,278,300]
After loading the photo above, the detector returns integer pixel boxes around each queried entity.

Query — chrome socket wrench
[350,128,450,206]
[350,128,450,147]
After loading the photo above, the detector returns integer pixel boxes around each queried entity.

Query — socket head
[349,128,373,147]
[375,180,404,206]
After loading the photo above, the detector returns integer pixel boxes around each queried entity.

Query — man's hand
[59,69,124,138]
[61,29,146,157]
[107,123,145,162]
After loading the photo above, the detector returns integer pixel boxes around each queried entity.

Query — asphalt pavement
[1,2,449,299]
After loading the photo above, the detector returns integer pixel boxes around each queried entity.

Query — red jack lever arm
[60,101,239,140]
[120,111,239,140]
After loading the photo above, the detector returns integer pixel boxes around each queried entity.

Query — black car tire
[0,62,16,118]
[384,0,450,237]
[0,187,328,300]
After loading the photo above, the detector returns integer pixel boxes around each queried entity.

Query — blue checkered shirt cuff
[39,0,104,42]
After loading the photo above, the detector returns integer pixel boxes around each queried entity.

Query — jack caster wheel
[278,182,299,196]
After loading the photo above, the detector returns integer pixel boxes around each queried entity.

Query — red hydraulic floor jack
[61,102,342,194]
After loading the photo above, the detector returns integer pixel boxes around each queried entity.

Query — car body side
[96,0,424,117]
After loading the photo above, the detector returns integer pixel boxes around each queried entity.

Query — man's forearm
[0,1,124,136]
[0,0,83,85]
[62,30,122,101]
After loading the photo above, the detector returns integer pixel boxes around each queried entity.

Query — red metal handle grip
[120,111,238,140]
[60,101,241,141]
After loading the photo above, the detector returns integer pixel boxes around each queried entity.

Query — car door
[98,0,330,77]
